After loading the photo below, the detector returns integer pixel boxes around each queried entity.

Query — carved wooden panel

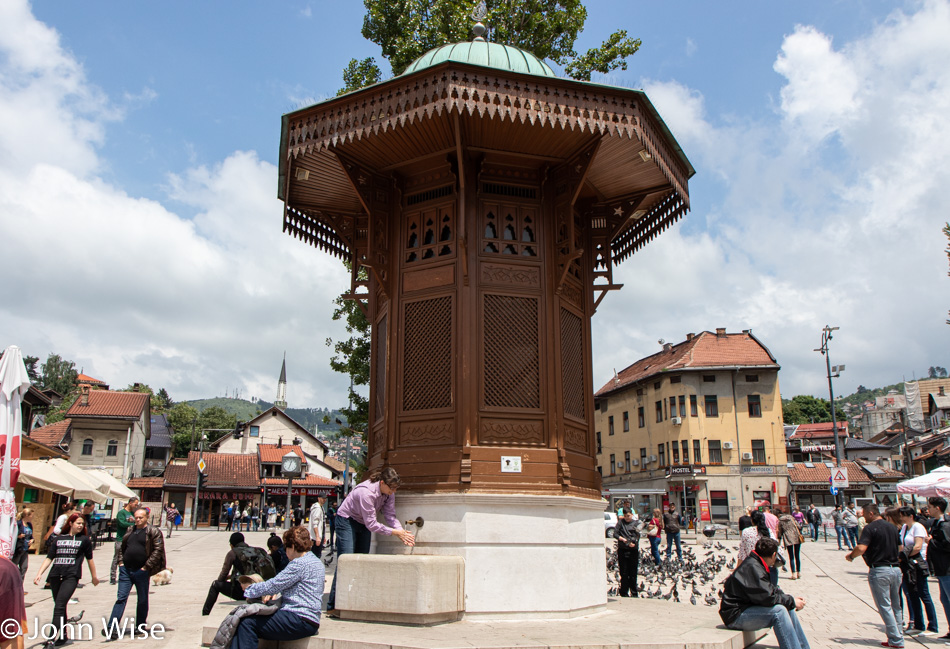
[481,263,540,288]
[483,295,540,409]
[402,296,453,411]
[564,425,588,453]
[480,202,539,258]
[399,420,455,446]
[480,419,544,446]
[373,422,386,456]
[560,307,585,421]
[560,278,583,310]
[403,264,455,293]
[404,203,455,265]
[374,314,387,422]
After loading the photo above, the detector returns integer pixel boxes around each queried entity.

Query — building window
[597,466,602,476]
[654,381,661,390]
[658,444,665,467]
[636,388,644,397]
[250,426,260,437]
[678,395,686,418]
[638,407,645,428]
[22,488,39,503]
[710,490,729,521]
[106,440,118,457]
[669,397,676,418]
[693,439,701,464]
[640,447,647,470]
[690,395,698,417]
[746,374,759,382]
[608,416,615,435]
[596,431,602,454]
[703,375,716,383]
[752,439,766,464]
[610,454,616,475]
[682,440,689,464]
[748,395,762,418]
[625,451,631,472]
[655,401,663,423]
[623,411,629,432]
[708,440,722,464]
[705,395,719,417]
[672,444,679,464]
[670,375,681,384]
[601,398,608,411]
[82,439,93,455]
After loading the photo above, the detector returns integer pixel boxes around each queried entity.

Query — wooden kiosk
[279,30,693,617]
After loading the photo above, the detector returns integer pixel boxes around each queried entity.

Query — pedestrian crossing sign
[831,468,849,488]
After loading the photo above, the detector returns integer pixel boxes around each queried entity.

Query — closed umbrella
[0,345,30,558]
[896,466,950,497]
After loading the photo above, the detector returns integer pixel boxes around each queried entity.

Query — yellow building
[594,328,788,524]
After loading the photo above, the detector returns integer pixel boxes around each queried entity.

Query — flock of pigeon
[606,540,737,605]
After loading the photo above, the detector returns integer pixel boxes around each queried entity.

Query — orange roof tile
[322,456,345,472]
[29,419,71,447]
[788,461,871,485]
[127,477,164,489]
[76,373,108,386]
[66,390,149,419]
[258,444,306,464]
[164,452,259,489]
[595,331,778,397]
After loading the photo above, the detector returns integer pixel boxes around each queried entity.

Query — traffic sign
[831,468,849,488]
[198,458,206,473]
[830,485,838,496]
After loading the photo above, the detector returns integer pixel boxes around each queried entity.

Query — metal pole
[192,435,204,530]
[285,477,293,529]
[818,326,844,508]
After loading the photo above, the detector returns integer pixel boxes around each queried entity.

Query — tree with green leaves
[324,284,371,438]
[40,353,78,396]
[929,366,948,379]
[23,355,40,384]
[782,395,833,426]
[339,0,641,94]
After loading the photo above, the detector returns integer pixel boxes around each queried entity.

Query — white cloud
[594,2,950,399]
[0,0,351,407]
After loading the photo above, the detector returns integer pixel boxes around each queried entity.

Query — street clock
[281,451,302,478]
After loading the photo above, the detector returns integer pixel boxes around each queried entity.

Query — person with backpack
[927,496,950,639]
[202,532,276,616]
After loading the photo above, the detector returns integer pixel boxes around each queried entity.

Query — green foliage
[23,355,40,384]
[155,388,174,412]
[325,281,371,440]
[352,0,640,84]
[167,402,199,457]
[929,366,948,379]
[40,353,77,396]
[43,387,79,425]
[338,57,383,96]
[782,395,832,425]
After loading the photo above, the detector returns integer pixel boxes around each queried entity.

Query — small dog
[151,567,174,586]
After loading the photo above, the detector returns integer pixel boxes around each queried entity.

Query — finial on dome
[471,0,487,41]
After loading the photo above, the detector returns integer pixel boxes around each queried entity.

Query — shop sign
[201,491,253,500]
[267,486,334,497]
[801,445,834,452]
[873,483,897,492]
[699,499,711,522]
[668,465,707,477]
[742,466,775,474]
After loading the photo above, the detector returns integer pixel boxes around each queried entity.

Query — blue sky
[3,1,948,408]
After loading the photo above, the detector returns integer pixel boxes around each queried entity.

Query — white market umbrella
[84,468,137,501]
[897,466,950,497]
[18,459,109,504]
[0,345,30,558]
[49,459,110,504]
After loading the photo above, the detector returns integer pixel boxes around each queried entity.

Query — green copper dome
[401,40,556,78]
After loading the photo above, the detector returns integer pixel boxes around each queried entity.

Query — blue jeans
[108,566,150,628]
[728,605,811,649]
[847,526,859,548]
[869,566,905,647]
[665,530,682,561]
[649,536,662,564]
[230,608,318,649]
[936,574,950,630]
[907,569,938,632]
[326,515,372,610]
[810,522,820,541]
[835,525,853,550]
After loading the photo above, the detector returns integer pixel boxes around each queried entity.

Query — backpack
[233,545,276,580]
[931,515,950,554]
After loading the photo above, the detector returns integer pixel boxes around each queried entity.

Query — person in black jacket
[720,538,810,649]
[927,496,950,640]
[614,507,640,597]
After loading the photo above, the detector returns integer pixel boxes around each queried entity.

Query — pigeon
[66,610,84,624]
[705,593,719,606]
[692,583,703,596]
[690,593,698,605]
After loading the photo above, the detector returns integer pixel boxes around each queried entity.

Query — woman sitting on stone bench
[229,526,324,649]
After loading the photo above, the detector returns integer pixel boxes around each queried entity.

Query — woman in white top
[737,511,780,586]
[899,505,938,635]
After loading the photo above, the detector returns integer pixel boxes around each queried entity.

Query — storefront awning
[604,487,668,496]
[19,459,110,504]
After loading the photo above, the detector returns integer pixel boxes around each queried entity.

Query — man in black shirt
[663,504,682,561]
[847,503,904,648]
[202,532,250,615]
[927,497,950,640]
[104,508,165,639]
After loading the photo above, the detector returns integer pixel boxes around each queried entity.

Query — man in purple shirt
[325,467,415,615]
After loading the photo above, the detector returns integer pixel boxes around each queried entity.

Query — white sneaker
[919,631,935,637]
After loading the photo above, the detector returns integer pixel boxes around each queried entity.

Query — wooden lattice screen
[483,294,540,409]
[402,297,453,411]
[375,314,387,422]
[559,307,585,420]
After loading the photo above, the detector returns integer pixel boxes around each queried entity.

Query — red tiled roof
[258,444,306,464]
[322,456,345,472]
[788,423,849,441]
[164,452,259,489]
[66,390,149,419]
[127,477,164,489]
[262,474,339,487]
[76,373,108,386]
[595,331,778,396]
[29,419,71,447]
[788,460,871,485]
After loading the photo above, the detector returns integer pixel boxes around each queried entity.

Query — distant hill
[181,397,347,436]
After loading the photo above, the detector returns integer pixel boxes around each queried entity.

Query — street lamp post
[815,325,845,507]
[192,432,207,530]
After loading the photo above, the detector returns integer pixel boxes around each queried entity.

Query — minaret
[275,353,288,410]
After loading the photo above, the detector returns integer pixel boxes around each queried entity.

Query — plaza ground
[15,528,946,648]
